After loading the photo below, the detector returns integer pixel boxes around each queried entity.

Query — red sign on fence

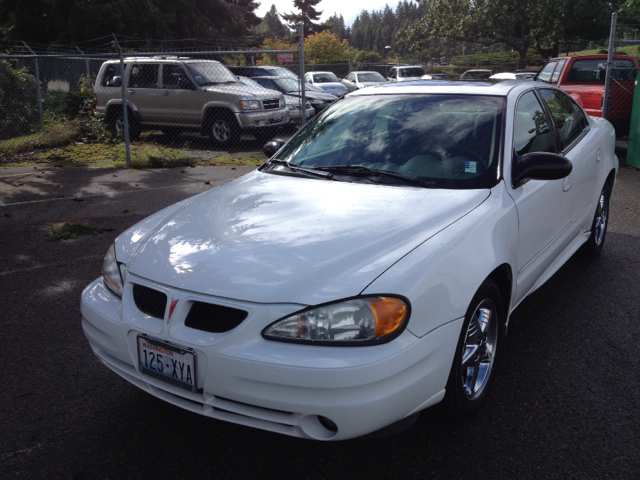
[277,53,294,63]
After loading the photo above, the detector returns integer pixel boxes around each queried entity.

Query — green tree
[281,0,323,37]
[0,0,261,44]
[255,4,289,38]
[0,60,39,139]
[323,13,346,40]
[398,0,612,68]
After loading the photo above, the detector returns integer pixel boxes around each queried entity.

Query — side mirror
[264,138,286,158]
[512,151,572,189]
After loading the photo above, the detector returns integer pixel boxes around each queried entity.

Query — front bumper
[236,108,289,128]
[81,276,460,440]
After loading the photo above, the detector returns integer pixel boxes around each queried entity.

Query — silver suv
[93,58,288,145]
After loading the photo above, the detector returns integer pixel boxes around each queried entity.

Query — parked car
[489,72,536,81]
[227,65,327,94]
[304,71,348,97]
[461,69,495,79]
[535,54,639,136]
[250,76,338,113]
[421,73,457,80]
[236,76,315,128]
[387,65,425,82]
[93,58,288,145]
[341,71,387,92]
[83,80,617,441]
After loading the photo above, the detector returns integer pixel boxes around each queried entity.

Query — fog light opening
[317,415,338,432]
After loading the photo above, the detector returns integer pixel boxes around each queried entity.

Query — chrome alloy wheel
[461,300,498,400]
[594,189,608,247]
[211,118,232,143]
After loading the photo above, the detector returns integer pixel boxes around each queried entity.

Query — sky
[255,0,403,28]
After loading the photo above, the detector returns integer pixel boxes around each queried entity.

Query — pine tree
[280,0,323,37]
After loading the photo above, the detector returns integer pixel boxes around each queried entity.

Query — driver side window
[513,91,555,157]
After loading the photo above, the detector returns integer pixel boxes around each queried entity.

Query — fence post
[21,41,44,132]
[299,22,306,127]
[603,12,617,119]
[112,34,131,168]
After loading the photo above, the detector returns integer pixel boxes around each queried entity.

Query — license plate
[137,335,196,392]
[273,113,282,121]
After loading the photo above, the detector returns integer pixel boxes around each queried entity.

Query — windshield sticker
[464,161,477,173]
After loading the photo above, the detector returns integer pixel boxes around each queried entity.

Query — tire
[445,280,503,417]
[107,108,140,141]
[580,183,611,257]
[206,111,240,146]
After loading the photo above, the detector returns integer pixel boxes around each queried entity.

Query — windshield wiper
[266,159,333,179]
[315,165,434,188]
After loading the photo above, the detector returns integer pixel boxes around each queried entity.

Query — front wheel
[207,112,240,146]
[445,280,503,417]
[580,183,610,257]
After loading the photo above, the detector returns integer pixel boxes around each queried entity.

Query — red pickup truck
[535,54,639,136]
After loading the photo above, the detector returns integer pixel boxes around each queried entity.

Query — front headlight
[263,296,409,345]
[309,99,325,105]
[102,243,123,297]
[239,100,261,110]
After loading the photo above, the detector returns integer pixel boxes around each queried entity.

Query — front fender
[362,182,518,338]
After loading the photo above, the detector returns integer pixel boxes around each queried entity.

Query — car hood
[118,171,489,305]
[317,82,347,93]
[204,83,282,100]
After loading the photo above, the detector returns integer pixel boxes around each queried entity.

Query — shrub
[0,60,40,140]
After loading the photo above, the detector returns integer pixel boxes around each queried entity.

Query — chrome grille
[263,99,280,110]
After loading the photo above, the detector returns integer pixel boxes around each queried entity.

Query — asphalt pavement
[0,162,638,479]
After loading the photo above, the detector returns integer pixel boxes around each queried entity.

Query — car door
[127,63,163,123]
[508,90,574,306]
[159,64,202,127]
[537,87,598,231]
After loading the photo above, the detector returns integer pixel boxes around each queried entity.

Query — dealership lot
[1,163,639,478]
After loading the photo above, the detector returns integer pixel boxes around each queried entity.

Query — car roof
[347,80,530,97]
[104,57,221,64]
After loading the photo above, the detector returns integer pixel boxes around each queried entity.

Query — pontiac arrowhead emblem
[168,298,179,319]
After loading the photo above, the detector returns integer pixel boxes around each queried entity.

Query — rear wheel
[580,183,610,257]
[107,108,140,141]
[446,280,503,417]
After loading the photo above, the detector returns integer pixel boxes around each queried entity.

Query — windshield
[357,72,386,82]
[398,68,424,78]
[272,94,504,189]
[185,62,237,86]
[311,72,340,83]
[274,77,302,92]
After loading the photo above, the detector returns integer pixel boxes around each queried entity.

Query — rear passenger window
[128,64,159,89]
[101,64,122,87]
[538,88,587,151]
[513,91,555,156]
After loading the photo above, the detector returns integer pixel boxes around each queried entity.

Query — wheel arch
[201,106,241,135]
[486,263,513,333]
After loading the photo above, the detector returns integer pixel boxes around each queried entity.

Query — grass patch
[47,222,103,241]
[0,122,76,157]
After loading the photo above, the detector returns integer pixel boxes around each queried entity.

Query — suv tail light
[93,93,98,107]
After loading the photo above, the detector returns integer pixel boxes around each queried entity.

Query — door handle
[127,90,135,94]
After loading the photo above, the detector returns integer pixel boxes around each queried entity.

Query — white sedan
[82,80,617,441]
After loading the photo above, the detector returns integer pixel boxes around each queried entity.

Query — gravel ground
[0,163,638,479]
